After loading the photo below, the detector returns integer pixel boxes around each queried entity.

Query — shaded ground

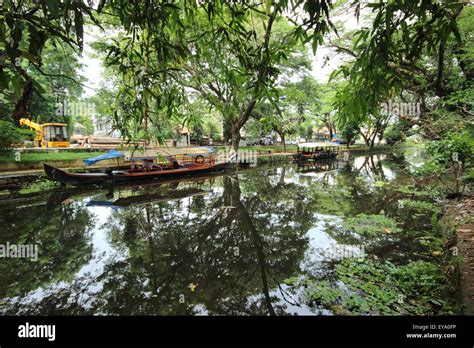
[446,193,474,314]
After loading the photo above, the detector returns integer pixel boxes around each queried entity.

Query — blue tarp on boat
[83,149,124,166]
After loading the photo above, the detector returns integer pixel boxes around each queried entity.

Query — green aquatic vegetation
[303,258,455,315]
[395,184,438,197]
[19,179,59,194]
[343,214,401,237]
[307,185,353,216]
[398,199,441,214]
[373,180,386,187]
[283,276,300,286]
[323,214,403,252]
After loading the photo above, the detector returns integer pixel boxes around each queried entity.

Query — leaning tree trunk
[328,126,333,141]
[228,100,256,156]
[223,120,232,144]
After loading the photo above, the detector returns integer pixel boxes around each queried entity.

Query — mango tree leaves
[0,0,100,121]
[332,0,469,133]
[96,0,337,146]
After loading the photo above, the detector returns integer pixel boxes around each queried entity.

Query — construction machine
[19,118,69,148]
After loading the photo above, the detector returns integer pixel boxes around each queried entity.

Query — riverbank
[0,143,421,172]
[444,194,474,314]
[0,144,422,189]
[0,152,296,190]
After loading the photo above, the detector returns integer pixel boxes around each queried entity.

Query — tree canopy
[0,0,471,151]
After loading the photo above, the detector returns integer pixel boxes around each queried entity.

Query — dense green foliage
[1,1,471,153]
[0,0,97,122]
[427,129,474,169]
[331,1,472,148]
[0,120,32,155]
[413,128,474,196]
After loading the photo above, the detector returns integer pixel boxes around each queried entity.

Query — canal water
[0,148,449,315]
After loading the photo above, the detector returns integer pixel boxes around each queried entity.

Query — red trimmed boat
[44,147,230,186]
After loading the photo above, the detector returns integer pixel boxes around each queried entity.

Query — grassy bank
[213,144,298,153]
[0,151,106,163]
[0,143,424,167]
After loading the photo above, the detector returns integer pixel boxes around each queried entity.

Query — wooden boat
[294,142,340,163]
[44,147,230,186]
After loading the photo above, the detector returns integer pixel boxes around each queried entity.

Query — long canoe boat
[44,147,230,186]
[44,163,229,186]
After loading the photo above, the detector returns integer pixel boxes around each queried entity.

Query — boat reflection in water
[296,158,342,174]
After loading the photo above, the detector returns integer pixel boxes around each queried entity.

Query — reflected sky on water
[0,148,436,315]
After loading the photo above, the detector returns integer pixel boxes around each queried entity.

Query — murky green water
[0,148,453,315]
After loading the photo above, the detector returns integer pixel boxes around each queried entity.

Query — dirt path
[445,193,474,314]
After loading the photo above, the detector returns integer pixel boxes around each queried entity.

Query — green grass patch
[213,145,297,153]
[19,179,59,194]
[0,152,106,163]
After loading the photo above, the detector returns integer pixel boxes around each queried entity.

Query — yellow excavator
[19,118,70,148]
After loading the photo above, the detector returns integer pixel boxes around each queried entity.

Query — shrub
[385,119,411,146]
[427,129,474,169]
[0,120,34,155]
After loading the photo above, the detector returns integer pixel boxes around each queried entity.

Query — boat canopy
[125,147,214,161]
[83,149,125,166]
[298,142,340,148]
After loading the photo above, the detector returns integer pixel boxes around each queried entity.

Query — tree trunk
[230,100,257,155]
[276,130,286,152]
[230,123,240,155]
[362,133,370,147]
[370,136,376,149]
[12,78,34,124]
[223,120,232,143]
[328,125,333,141]
[377,127,385,145]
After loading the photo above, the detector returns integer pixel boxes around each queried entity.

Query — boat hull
[44,163,230,186]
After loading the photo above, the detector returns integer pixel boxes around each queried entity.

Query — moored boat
[44,147,230,186]
[294,142,340,163]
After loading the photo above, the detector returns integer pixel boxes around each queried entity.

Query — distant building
[313,127,331,141]
[70,122,87,145]
[173,125,191,147]
[93,115,120,138]
[73,122,87,136]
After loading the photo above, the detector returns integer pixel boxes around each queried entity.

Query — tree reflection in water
[100,171,312,315]
[0,201,94,314]
[0,167,313,315]
[0,154,435,315]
